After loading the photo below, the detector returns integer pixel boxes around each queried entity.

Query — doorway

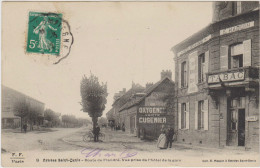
[238,109,245,146]
[227,96,246,146]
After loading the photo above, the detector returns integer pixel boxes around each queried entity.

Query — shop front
[207,67,259,150]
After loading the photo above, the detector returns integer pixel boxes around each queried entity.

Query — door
[130,116,136,134]
[227,96,246,146]
[238,109,245,146]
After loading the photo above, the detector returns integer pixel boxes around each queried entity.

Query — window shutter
[186,102,190,129]
[204,99,209,130]
[178,103,181,129]
[204,51,209,81]
[194,53,198,85]
[220,46,228,70]
[243,39,251,67]
[195,101,198,130]
[179,62,182,88]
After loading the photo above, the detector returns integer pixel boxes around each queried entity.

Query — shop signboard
[246,116,258,122]
[208,70,245,84]
[138,106,167,124]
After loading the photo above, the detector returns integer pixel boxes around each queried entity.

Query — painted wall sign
[138,107,166,114]
[220,21,254,35]
[246,116,258,122]
[177,35,212,57]
[138,106,167,124]
[208,71,245,84]
[139,117,166,124]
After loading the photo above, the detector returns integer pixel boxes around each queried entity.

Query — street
[2,126,258,157]
[2,126,259,167]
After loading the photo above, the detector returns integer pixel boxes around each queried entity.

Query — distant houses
[106,70,175,140]
[1,85,45,129]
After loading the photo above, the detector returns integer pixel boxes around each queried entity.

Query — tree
[80,73,108,131]
[44,109,61,127]
[13,98,29,132]
[27,104,44,130]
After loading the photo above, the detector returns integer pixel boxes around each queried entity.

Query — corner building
[171,2,259,150]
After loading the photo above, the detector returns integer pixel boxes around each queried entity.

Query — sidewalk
[63,127,259,157]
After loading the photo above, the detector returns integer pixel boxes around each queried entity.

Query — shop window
[230,109,238,130]
[230,43,243,69]
[231,97,246,108]
[181,61,187,87]
[198,100,205,130]
[198,53,205,83]
[229,97,246,131]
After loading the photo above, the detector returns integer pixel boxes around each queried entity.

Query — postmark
[26,12,73,64]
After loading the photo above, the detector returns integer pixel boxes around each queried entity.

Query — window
[198,100,205,130]
[181,61,187,87]
[230,43,243,69]
[181,103,186,129]
[229,96,246,131]
[230,110,238,130]
[181,103,189,129]
[198,53,205,83]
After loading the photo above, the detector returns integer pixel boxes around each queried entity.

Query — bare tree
[80,73,108,131]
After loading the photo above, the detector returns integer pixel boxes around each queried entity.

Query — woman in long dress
[157,131,167,149]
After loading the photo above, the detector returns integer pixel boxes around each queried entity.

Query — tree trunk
[92,117,98,131]
[21,117,23,133]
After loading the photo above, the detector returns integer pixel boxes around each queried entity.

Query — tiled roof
[119,77,174,112]
[112,84,145,109]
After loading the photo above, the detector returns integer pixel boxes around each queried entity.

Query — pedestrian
[23,123,27,133]
[157,130,167,149]
[122,123,125,132]
[166,127,174,148]
[110,121,114,131]
[160,124,166,133]
[93,125,100,142]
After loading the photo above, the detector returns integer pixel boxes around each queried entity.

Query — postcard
[1,1,260,167]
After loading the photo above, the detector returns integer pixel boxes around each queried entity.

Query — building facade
[119,71,175,139]
[1,85,45,129]
[111,83,145,127]
[172,2,259,150]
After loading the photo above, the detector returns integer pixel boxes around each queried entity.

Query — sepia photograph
[1,1,259,167]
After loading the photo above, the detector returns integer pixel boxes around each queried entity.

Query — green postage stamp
[27,12,63,55]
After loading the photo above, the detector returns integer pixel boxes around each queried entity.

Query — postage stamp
[27,12,62,56]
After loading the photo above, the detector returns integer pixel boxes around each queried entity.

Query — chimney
[161,70,172,80]
[146,82,153,89]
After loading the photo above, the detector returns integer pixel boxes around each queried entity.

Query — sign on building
[138,107,167,124]
[208,71,245,84]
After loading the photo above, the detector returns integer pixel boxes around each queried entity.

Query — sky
[2,2,212,119]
